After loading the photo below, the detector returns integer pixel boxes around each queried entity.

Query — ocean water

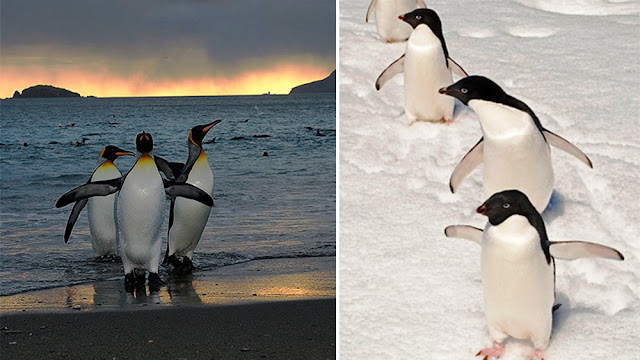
[0,94,335,296]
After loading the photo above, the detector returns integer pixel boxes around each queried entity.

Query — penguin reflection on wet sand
[56,132,213,292]
[64,145,134,257]
[445,190,623,360]
[439,76,593,212]
[156,120,220,274]
[376,8,468,124]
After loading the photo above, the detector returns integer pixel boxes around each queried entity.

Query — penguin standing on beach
[445,190,623,360]
[366,0,426,43]
[159,120,220,274]
[376,8,468,124]
[439,76,592,212]
[64,145,134,257]
[56,132,213,291]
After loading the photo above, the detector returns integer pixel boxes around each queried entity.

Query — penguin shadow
[165,274,203,306]
[551,292,572,334]
[124,284,162,306]
[541,191,566,222]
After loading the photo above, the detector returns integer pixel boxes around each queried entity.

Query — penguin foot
[134,271,146,289]
[476,341,504,360]
[124,273,136,293]
[148,273,165,292]
[527,349,544,360]
[444,118,453,125]
[166,255,195,275]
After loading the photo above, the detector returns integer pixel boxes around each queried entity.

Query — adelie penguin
[439,76,593,212]
[366,0,426,43]
[63,145,134,257]
[376,8,468,124]
[56,132,213,292]
[155,120,220,274]
[444,190,623,360]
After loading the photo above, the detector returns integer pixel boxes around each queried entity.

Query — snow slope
[339,0,640,359]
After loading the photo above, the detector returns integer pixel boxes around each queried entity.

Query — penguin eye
[503,203,510,209]
[415,15,422,20]
[461,88,468,94]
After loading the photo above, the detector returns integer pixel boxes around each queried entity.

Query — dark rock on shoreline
[13,85,81,98]
[289,70,336,95]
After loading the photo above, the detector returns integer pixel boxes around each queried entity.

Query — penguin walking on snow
[376,8,468,124]
[445,190,623,360]
[366,0,426,43]
[439,76,593,212]
[64,145,134,257]
[156,120,220,274]
[56,132,213,292]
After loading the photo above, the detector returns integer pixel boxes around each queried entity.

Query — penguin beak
[476,205,487,214]
[203,119,222,133]
[116,150,135,157]
[438,87,448,95]
[398,15,404,20]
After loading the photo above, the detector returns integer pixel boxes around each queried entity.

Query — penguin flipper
[376,55,405,90]
[155,156,177,180]
[56,178,123,208]
[163,198,176,266]
[416,0,427,7]
[550,241,624,261]
[444,225,483,245]
[366,0,377,22]
[448,57,469,78]
[450,138,484,193]
[163,180,213,206]
[543,130,593,168]
[64,198,88,243]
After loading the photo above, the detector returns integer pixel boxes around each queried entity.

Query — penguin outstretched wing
[550,241,624,261]
[155,156,185,181]
[56,177,124,208]
[449,138,484,193]
[542,130,593,168]
[447,57,468,78]
[64,198,88,243]
[163,179,213,206]
[376,55,405,90]
[444,225,483,244]
[366,0,377,22]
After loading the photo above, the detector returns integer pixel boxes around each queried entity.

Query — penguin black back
[400,8,449,62]
[136,132,153,153]
[477,189,551,264]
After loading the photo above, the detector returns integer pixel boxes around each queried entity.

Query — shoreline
[1,298,336,359]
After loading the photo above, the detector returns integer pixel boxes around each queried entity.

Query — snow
[339,0,640,359]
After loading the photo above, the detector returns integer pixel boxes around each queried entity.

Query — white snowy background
[339,0,639,359]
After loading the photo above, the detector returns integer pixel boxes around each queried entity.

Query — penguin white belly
[169,153,213,258]
[404,25,454,123]
[471,101,553,212]
[87,162,121,256]
[375,0,415,42]
[117,156,165,273]
[482,216,554,348]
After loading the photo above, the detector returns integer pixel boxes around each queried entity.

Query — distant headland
[13,85,81,98]
[289,70,336,95]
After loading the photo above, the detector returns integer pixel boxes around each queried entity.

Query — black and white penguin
[439,76,592,212]
[376,8,468,124]
[56,132,213,292]
[366,0,426,43]
[445,190,623,359]
[159,120,220,274]
[64,145,134,257]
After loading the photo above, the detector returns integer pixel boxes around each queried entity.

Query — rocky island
[289,70,336,95]
[13,85,81,98]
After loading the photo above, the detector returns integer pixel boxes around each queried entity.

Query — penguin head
[399,9,441,32]
[136,131,153,153]
[100,145,135,160]
[476,189,537,225]
[438,76,506,105]
[189,120,221,146]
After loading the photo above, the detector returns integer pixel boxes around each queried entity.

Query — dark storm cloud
[1,0,335,68]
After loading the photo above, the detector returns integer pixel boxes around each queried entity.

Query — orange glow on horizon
[0,64,332,98]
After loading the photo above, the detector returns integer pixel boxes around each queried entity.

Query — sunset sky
[0,0,335,97]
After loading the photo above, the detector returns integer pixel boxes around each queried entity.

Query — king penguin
[56,132,213,292]
[439,76,593,212]
[376,8,468,124]
[366,0,426,43]
[64,145,134,257]
[444,190,623,359]
[160,120,220,274]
